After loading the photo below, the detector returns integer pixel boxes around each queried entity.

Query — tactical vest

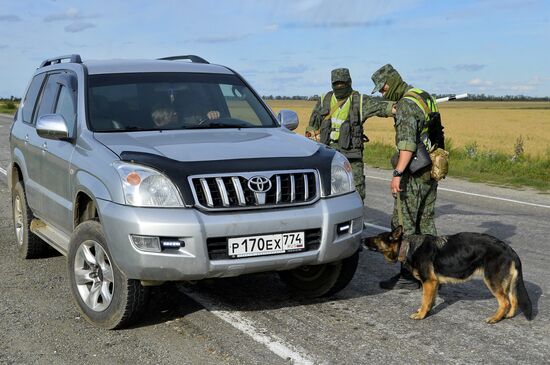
[403,88,444,151]
[319,90,365,159]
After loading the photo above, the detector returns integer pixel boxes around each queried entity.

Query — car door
[10,73,47,216]
[36,72,78,233]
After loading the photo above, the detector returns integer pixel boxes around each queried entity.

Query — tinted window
[55,85,76,135]
[88,73,276,132]
[35,73,61,123]
[22,73,46,124]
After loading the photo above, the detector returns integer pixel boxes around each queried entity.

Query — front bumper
[97,193,363,281]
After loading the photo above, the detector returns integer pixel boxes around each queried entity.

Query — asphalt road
[1,114,549,364]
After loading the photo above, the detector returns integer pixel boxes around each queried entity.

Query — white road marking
[0,166,6,176]
[366,175,550,209]
[180,288,316,365]
[364,222,390,232]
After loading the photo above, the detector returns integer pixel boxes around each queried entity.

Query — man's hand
[391,176,402,195]
[391,150,413,196]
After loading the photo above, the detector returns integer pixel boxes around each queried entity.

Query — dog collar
[397,239,410,262]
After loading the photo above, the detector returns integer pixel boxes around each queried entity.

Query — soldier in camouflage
[371,64,439,290]
[308,68,394,200]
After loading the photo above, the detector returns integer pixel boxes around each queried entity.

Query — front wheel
[279,250,359,298]
[68,220,149,329]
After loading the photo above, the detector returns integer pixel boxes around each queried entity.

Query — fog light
[337,221,351,235]
[130,235,161,252]
[160,238,184,250]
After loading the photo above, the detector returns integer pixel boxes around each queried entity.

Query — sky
[0,0,549,98]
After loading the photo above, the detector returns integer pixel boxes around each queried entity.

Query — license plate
[228,232,305,258]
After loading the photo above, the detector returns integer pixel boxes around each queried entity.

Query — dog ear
[390,226,403,241]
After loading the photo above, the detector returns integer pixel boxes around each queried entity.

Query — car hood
[93,128,321,162]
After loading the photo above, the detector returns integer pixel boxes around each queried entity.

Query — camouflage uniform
[371,64,438,236]
[308,68,394,200]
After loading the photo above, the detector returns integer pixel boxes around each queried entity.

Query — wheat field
[266,100,550,157]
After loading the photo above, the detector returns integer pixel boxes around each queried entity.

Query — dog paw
[485,316,501,324]
[410,312,426,320]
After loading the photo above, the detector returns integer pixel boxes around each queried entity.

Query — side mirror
[277,109,299,131]
[36,114,70,140]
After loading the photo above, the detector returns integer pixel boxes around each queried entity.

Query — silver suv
[9,54,364,329]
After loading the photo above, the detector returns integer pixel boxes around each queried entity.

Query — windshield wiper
[187,122,248,129]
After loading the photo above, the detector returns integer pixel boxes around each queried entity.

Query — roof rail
[157,55,209,64]
[40,54,82,68]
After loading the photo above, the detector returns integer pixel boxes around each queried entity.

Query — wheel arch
[9,150,28,191]
[73,170,112,229]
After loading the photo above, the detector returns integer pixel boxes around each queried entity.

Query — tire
[12,181,48,259]
[279,250,359,298]
[68,220,149,329]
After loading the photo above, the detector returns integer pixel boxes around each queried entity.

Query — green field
[267,100,550,191]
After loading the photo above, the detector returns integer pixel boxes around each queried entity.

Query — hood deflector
[120,147,336,205]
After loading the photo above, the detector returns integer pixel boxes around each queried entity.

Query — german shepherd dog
[363,226,533,323]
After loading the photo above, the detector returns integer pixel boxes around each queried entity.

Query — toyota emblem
[247,176,272,193]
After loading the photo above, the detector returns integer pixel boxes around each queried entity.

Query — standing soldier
[307,68,394,201]
[370,64,439,290]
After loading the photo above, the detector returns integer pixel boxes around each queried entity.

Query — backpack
[403,88,445,151]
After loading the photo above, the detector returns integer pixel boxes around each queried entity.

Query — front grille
[189,170,319,211]
[207,228,322,260]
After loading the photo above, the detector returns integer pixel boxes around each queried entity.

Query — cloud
[284,18,393,29]
[44,8,98,22]
[280,0,418,28]
[279,65,309,74]
[65,21,96,33]
[265,24,278,32]
[506,84,535,92]
[0,44,7,49]
[468,78,494,87]
[0,14,21,22]
[191,33,252,43]
[454,64,486,72]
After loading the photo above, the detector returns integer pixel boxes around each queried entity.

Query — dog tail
[515,258,533,320]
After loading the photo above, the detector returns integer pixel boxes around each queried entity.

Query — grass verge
[0,102,18,115]
[364,141,550,192]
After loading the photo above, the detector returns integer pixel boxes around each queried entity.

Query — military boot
[379,265,420,290]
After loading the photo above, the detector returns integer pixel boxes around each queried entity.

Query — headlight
[113,161,183,207]
[329,152,355,196]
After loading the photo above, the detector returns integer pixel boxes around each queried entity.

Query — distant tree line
[0,96,22,102]
[262,94,550,101]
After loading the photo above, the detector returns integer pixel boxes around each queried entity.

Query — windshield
[87,72,277,132]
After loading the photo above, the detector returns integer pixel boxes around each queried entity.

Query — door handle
[42,142,47,150]
[25,135,29,143]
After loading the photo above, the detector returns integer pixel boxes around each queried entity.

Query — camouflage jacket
[309,91,393,159]
[394,84,427,152]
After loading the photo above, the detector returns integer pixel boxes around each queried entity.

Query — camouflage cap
[371,64,398,94]
[331,68,351,84]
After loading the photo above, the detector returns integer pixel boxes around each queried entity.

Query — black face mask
[333,83,352,99]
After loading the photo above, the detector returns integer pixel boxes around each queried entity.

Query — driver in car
[152,104,220,128]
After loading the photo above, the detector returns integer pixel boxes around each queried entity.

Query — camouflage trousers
[391,171,438,235]
[350,159,365,201]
